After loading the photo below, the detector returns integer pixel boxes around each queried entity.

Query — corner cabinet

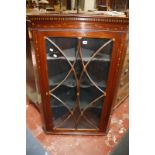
[26,14,128,135]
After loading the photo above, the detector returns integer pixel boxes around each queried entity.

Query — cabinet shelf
[51,104,102,109]
[46,48,111,62]
[48,76,107,88]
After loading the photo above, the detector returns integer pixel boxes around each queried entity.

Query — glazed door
[44,36,114,131]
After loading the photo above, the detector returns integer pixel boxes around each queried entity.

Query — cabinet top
[26,11,129,24]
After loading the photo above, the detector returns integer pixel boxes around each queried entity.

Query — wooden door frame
[33,29,126,135]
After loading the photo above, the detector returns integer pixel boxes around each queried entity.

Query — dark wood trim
[42,126,106,136]
[27,14,129,24]
[27,15,128,32]
[38,31,54,131]
[111,33,129,111]
[26,21,41,111]
[99,33,121,131]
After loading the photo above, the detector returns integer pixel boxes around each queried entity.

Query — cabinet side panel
[26,21,39,109]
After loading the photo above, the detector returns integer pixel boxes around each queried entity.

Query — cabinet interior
[45,37,113,130]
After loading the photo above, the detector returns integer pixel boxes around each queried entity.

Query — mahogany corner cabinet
[26,13,128,135]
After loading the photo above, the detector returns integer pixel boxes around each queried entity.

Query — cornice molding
[27,15,129,24]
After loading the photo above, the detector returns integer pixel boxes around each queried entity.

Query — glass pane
[76,117,94,129]
[77,97,104,129]
[47,37,77,63]
[85,38,113,87]
[52,84,76,109]
[81,38,111,63]
[77,38,113,129]
[45,37,78,129]
[51,98,70,128]
[46,39,71,84]
[45,37,113,130]
[83,97,104,127]
[81,38,113,87]
[80,85,104,108]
